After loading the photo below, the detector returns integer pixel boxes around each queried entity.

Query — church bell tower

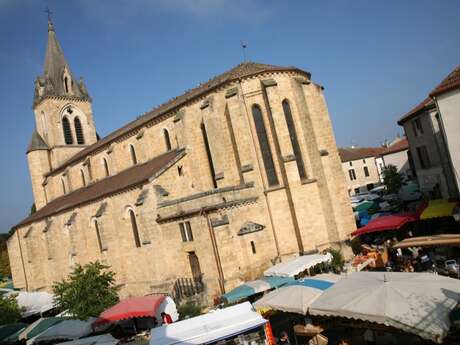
[27,17,98,210]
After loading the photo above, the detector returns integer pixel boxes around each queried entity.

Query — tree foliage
[0,234,11,277]
[177,301,203,320]
[382,165,402,194]
[53,261,120,320]
[326,248,345,273]
[0,295,22,325]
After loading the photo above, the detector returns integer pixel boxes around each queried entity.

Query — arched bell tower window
[282,100,306,180]
[129,144,138,165]
[128,209,141,248]
[62,116,73,144]
[74,117,85,144]
[163,129,172,152]
[251,104,278,186]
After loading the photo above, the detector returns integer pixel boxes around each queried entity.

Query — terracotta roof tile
[430,65,460,97]
[46,62,309,177]
[13,149,185,229]
[381,138,409,156]
[338,147,386,162]
[397,97,435,125]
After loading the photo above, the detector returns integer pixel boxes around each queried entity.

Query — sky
[0,0,459,232]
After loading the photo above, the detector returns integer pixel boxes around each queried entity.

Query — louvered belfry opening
[62,116,73,144]
[74,117,85,144]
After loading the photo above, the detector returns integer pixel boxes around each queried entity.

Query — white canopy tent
[56,334,118,345]
[7,291,55,317]
[264,253,332,277]
[309,272,460,343]
[149,302,267,345]
[27,319,95,345]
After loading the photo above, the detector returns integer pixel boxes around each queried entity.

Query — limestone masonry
[7,21,356,302]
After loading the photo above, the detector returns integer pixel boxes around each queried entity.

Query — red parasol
[351,214,417,237]
[93,295,166,327]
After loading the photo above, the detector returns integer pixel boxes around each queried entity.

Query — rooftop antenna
[240,41,247,62]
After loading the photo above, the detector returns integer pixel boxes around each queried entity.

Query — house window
[348,169,356,181]
[363,166,370,177]
[412,118,424,137]
[94,219,103,253]
[250,241,256,254]
[363,159,366,163]
[129,209,141,247]
[163,129,172,152]
[200,123,217,188]
[416,146,431,169]
[74,117,85,144]
[129,144,138,165]
[282,100,306,180]
[349,161,353,166]
[179,222,193,242]
[103,158,110,177]
[62,116,73,144]
[252,104,279,186]
[354,188,360,194]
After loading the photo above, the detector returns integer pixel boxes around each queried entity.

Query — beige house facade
[398,65,460,199]
[8,21,355,302]
[339,148,384,195]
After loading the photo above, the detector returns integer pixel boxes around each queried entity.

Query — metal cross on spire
[45,6,52,22]
[240,41,247,62]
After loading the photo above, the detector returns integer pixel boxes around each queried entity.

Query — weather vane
[241,41,247,62]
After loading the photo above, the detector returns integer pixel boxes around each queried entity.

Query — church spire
[34,14,90,105]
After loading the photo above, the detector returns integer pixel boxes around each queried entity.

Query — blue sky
[0,0,459,231]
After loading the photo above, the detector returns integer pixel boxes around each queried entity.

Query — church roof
[45,61,310,177]
[13,148,185,230]
[27,130,49,153]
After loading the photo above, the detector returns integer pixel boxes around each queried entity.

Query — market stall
[351,214,416,237]
[264,253,332,278]
[27,318,95,345]
[309,271,460,343]
[149,302,270,345]
[222,276,293,304]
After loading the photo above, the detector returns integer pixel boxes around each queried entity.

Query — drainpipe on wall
[202,209,225,295]
[16,230,29,291]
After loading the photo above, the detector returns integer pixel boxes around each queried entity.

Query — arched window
[128,209,141,247]
[200,123,217,188]
[103,158,110,177]
[61,177,67,194]
[74,117,85,144]
[80,169,86,187]
[64,76,69,93]
[129,145,137,165]
[62,116,73,144]
[282,100,306,180]
[94,219,103,253]
[251,104,278,186]
[163,129,172,151]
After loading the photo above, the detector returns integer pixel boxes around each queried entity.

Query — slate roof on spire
[45,61,311,176]
[27,130,49,153]
[37,20,87,101]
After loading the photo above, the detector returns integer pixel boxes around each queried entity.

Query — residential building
[398,65,460,199]
[7,20,356,302]
[379,138,413,181]
[338,147,385,195]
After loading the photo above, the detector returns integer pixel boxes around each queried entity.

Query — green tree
[53,261,120,320]
[382,165,402,194]
[177,301,203,320]
[326,248,345,273]
[0,234,11,277]
[0,295,22,325]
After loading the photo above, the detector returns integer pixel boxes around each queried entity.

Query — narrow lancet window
[129,209,141,247]
[200,123,217,188]
[282,100,306,180]
[103,158,110,177]
[130,145,138,165]
[252,104,278,186]
[164,129,172,151]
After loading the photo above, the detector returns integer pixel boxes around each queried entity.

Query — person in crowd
[161,312,173,324]
[278,331,290,345]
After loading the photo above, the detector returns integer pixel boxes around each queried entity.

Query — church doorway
[188,251,202,283]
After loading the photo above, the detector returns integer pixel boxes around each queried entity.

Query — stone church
[7,20,355,301]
